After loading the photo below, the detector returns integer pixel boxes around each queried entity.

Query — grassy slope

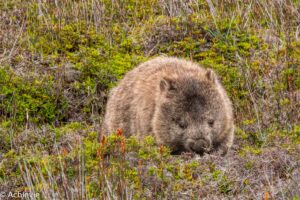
[0,0,299,199]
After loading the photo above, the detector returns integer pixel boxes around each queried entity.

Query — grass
[0,0,299,199]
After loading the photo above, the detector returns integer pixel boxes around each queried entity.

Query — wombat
[101,56,234,155]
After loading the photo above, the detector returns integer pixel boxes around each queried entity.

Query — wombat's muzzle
[186,138,212,155]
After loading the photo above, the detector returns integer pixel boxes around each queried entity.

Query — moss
[292,196,300,200]
[238,146,262,156]
[244,161,255,170]
[0,66,67,124]
[2,0,298,131]
[1,0,300,198]
[218,175,233,194]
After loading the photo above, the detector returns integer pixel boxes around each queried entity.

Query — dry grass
[0,0,299,199]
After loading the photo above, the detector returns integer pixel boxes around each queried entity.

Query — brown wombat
[101,56,234,155]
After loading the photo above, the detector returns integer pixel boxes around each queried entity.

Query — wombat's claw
[219,146,228,156]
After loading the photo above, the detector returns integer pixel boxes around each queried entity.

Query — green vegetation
[0,0,299,199]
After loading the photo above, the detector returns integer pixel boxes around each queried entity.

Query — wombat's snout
[187,138,212,155]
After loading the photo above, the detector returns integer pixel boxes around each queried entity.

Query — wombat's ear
[206,69,217,83]
[160,77,176,92]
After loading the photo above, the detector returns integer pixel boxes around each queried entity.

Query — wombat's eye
[208,120,214,127]
[172,117,188,129]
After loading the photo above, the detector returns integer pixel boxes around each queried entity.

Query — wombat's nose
[189,139,211,154]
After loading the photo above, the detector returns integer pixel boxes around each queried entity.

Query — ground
[0,0,299,199]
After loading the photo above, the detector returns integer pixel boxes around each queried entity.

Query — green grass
[0,0,299,199]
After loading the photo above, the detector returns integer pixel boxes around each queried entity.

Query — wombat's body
[101,57,234,155]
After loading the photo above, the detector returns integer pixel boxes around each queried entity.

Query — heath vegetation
[0,0,299,199]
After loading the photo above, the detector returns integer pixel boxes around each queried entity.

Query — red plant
[100,135,106,146]
[138,160,143,176]
[120,140,126,154]
[159,145,164,155]
[61,146,69,157]
[264,191,269,200]
[116,128,123,136]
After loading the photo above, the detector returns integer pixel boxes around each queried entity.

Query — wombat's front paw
[218,145,229,156]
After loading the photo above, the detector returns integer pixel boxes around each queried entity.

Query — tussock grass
[0,0,299,199]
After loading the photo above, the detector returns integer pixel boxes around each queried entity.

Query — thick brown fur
[101,56,234,155]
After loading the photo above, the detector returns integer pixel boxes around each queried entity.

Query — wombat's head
[155,70,228,155]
